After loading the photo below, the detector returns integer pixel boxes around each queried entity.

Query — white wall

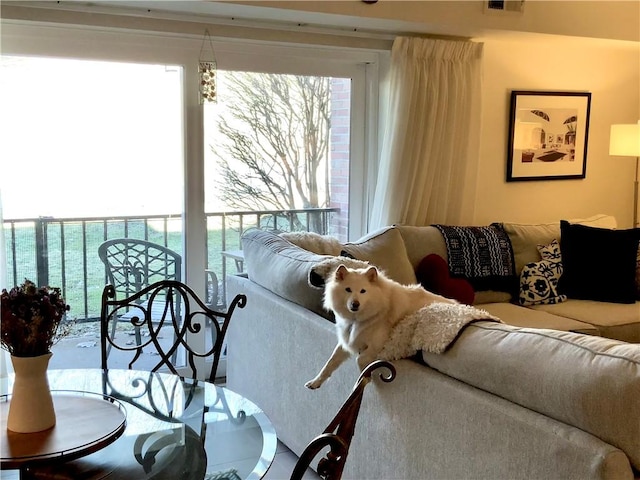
[474,34,639,227]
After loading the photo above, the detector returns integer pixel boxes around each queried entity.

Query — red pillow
[416,254,475,305]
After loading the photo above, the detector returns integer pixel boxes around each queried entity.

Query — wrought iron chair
[98,238,222,358]
[100,279,246,382]
[98,239,182,349]
[290,360,397,480]
[26,285,246,480]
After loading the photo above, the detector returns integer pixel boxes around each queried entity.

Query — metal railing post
[35,217,50,287]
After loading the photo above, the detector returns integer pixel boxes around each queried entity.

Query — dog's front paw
[305,379,323,390]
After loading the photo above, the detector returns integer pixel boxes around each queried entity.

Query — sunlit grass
[5,211,325,321]
[4,221,240,321]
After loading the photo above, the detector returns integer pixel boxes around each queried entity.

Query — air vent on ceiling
[485,0,525,13]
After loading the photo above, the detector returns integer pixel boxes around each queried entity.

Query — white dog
[305,264,456,389]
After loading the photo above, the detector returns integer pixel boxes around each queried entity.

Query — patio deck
[49,321,215,373]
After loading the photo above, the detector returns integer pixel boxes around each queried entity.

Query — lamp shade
[609,122,640,156]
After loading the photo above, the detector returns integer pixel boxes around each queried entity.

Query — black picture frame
[506,91,591,182]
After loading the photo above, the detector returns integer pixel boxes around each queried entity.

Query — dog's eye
[360,289,366,294]
[345,287,352,293]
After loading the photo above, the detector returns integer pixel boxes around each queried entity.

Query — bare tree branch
[209,72,331,215]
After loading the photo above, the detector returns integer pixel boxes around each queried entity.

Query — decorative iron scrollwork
[100,280,246,382]
[291,360,396,480]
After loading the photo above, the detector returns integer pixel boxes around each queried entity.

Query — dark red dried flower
[1,279,71,357]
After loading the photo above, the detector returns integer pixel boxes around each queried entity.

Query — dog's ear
[309,256,371,289]
[365,266,378,282]
[335,264,348,281]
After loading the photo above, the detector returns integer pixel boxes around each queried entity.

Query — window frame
[1,21,384,292]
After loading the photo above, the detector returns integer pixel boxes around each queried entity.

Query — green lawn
[4,220,244,321]
[4,210,330,322]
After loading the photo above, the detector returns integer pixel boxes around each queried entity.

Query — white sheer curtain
[369,37,483,229]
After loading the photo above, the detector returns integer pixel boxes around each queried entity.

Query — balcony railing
[3,208,340,322]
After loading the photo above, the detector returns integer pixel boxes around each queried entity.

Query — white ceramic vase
[7,352,56,433]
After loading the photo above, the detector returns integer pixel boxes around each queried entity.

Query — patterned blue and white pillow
[519,240,567,306]
[537,238,563,284]
[519,260,568,306]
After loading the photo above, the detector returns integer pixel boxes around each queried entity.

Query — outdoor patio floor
[48,322,193,371]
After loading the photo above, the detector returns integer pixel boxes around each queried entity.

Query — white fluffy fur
[305,264,456,389]
[279,231,343,256]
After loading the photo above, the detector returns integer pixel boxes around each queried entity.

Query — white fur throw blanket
[280,231,343,256]
[378,302,501,359]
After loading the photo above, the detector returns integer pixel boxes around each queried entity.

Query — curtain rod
[1,2,470,45]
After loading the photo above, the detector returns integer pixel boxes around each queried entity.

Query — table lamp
[609,121,640,227]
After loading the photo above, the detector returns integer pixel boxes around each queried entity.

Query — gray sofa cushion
[501,214,617,275]
[241,229,331,319]
[341,227,417,286]
[529,300,640,343]
[480,302,599,335]
[422,322,640,470]
[395,224,448,270]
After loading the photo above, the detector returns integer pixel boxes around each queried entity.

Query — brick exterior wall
[329,78,351,241]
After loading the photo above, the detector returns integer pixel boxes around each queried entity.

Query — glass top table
[0,369,277,480]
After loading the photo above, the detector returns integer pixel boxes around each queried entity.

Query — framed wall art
[506,91,591,182]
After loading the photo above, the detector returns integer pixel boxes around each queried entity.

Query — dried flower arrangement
[1,279,71,357]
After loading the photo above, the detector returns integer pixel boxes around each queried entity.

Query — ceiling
[2,1,639,45]
[3,0,439,38]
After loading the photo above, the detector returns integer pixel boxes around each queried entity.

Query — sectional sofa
[226,214,640,479]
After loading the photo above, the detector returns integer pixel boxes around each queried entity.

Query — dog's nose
[349,300,360,312]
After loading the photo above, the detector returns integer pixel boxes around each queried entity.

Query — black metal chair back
[98,239,222,356]
[98,238,183,352]
[98,238,182,297]
[100,280,246,382]
[290,360,396,480]
[98,237,221,307]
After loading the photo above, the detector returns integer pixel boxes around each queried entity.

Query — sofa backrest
[242,229,331,319]
[501,213,617,275]
[241,226,423,320]
[396,214,618,278]
[241,226,413,317]
[242,215,621,311]
[395,215,619,304]
[395,224,514,304]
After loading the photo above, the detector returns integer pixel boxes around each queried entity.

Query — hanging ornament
[199,29,217,104]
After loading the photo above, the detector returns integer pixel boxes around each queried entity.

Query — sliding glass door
[203,70,355,297]
[1,55,187,371]
[1,20,381,377]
